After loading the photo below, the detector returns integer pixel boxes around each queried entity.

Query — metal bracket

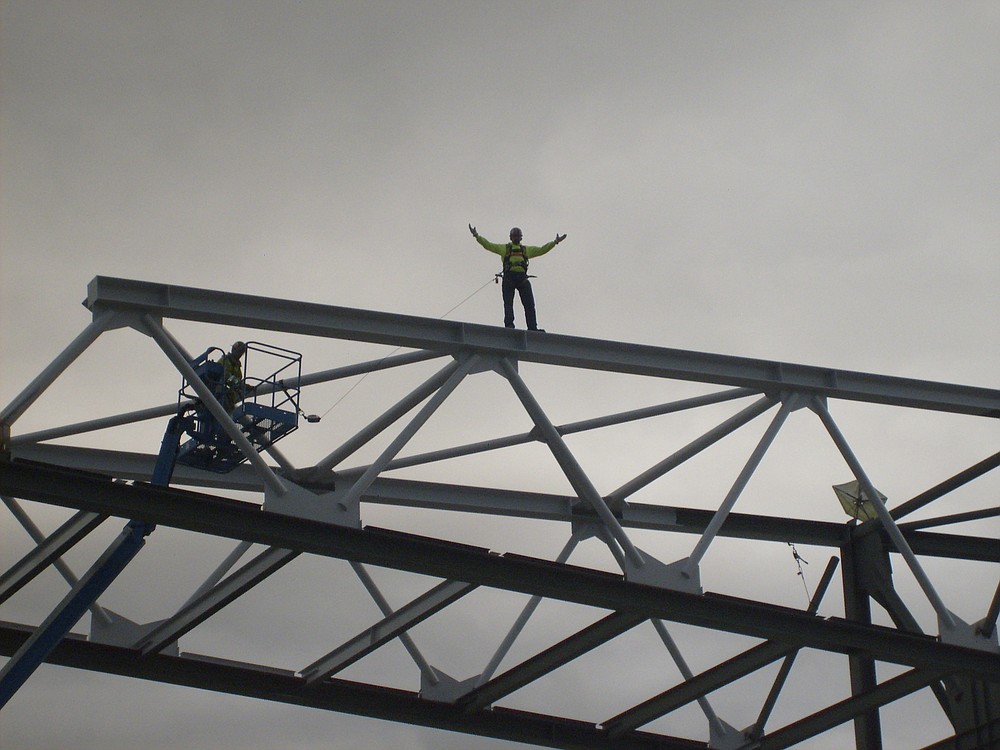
[710,719,749,750]
[941,611,1000,652]
[89,608,179,656]
[420,667,478,703]
[264,479,361,528]
[625,550,702,594]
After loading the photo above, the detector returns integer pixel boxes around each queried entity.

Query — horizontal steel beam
[11,447,999,563]
[3,459,999,679]
[85,277,1000,417]
[0,621,703,750]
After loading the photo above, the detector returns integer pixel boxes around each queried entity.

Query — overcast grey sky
[2,2,998,749]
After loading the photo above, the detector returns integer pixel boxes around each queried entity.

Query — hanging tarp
[832,479,886,522]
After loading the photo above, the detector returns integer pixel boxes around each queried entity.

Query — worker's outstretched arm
[525,233,566,259]
[469,223,506,256]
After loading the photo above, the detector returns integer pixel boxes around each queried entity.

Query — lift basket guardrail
[173,342,302,473]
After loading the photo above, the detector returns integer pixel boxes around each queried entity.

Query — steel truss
[1,276,998,749]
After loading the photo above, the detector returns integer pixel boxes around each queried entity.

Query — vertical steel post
[841,530,884,750]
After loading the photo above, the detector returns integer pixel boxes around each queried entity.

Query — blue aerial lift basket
[156,341,303,478]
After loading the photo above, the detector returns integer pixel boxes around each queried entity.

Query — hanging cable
[437,275,499,320]
[787,542,812,605]
[317,275,498,420]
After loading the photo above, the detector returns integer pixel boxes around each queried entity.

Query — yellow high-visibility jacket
[475,235,558,274]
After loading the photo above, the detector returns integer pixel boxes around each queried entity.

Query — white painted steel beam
[811,398,959,632]
[136,547,298,655]
[1,496,113,625]
[350,562,441,686]
[10,443,999,563]
[84,277,1000,417]
[301,579,477,683]
[684,397,796,572]
[500,357,643,568]
[347,386,759,477]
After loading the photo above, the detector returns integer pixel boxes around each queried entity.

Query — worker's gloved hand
[469,224,478,238]
[555,233,567,244]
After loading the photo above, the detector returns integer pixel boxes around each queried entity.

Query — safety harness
[503,243,529,274]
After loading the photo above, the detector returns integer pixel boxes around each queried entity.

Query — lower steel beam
[0,621,703,750]
[2,459,999,679]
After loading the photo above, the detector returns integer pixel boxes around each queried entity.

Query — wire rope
[787,542,812,605]
[317,275,499,420]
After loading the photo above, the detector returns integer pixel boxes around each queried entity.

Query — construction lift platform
[154,342,303,483]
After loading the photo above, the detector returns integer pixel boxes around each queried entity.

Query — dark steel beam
[3,459,999,680]
[604,558,840,738]
[603,639,792,736]
[756,669,946,750]
[890,451,1000,522]
[0,621,704,750]
[302,580,477,683]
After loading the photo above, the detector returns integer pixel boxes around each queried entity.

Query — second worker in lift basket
[219,341,247,411]
[469,224,566,331]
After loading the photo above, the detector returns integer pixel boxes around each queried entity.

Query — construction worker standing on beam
[469,224,567,331]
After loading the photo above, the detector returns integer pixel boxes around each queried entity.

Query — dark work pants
[501,272,538,330]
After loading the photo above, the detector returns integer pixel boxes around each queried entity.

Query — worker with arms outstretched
[469,224,567,331]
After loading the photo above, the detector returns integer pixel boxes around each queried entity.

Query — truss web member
[469,224,567,331]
